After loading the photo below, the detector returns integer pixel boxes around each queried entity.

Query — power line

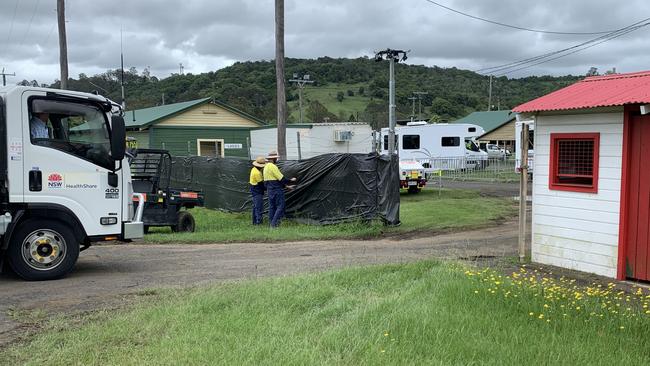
[476,18,650,74]
[475,19,650,76]
[5,0,20,45]
[422,0,643,35]
[493,23,650,76]
[22,0,41,45]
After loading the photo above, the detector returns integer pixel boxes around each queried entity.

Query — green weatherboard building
[125,97,267,158]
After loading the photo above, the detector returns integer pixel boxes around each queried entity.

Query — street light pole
[289,74,314,124]
[375,49,408,160]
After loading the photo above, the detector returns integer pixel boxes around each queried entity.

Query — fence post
[518,124,530,263]
[296,131,302,160]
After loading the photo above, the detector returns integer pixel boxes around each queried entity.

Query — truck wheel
[172,211,195,233]
[6,219,80,281]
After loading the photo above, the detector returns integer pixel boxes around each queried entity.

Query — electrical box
[334,130,353,142]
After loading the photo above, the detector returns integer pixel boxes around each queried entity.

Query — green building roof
[451,110,514,134]
[124,97,266,129]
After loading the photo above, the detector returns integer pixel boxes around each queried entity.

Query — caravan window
[441,136,460,147]
[468,127,476,133]
[402,135,420,150]
[383,134,399,150]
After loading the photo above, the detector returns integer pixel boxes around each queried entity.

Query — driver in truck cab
[30,110,51,139]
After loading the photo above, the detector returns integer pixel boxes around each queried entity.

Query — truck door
[21,91,123,237]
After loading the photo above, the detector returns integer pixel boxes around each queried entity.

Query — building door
[625,114,650,281]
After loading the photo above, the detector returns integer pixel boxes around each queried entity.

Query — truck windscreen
[29,98,113,170]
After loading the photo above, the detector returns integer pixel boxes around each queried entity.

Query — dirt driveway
[0,219,520,347]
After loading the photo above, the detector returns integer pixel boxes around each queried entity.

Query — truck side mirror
[110,115,126,161]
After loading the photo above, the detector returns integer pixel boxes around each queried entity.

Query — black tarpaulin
[169,153,400,225]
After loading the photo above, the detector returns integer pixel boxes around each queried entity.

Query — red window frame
[549,133,600,193]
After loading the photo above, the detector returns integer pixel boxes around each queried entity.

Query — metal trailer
[129,149,204,233]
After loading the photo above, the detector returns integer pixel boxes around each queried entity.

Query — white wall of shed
[308,124,373,157]
[250,123,373,160]
[532,111,623,278]
[249,127,310,160]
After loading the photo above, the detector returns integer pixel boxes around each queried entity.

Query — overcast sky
[1,0,649,84]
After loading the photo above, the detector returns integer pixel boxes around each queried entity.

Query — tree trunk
[57,0,68,90]
[275,0,287,159]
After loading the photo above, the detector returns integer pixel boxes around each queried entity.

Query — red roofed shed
[513,70,650,281]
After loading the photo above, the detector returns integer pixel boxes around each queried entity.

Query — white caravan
[515,120,535,173]
[380,122,488,172]
[0,86,144,280]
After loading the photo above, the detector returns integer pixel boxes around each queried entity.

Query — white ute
[0,86,144,280]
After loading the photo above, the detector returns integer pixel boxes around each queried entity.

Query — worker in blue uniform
[249,156,267,225]
[263,150,296,227]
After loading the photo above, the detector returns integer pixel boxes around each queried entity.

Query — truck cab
[0,86,143,280]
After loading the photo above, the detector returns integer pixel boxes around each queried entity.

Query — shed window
[197,139,224,157]
[549,133,599,193]
[402,135,420,150]
[441,136,460,147]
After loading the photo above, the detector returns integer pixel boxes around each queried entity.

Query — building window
[197,139,224,157]
[549,133,599,193]
[441,136,460,147]
[383,134,399,150]
[402,135,420,150]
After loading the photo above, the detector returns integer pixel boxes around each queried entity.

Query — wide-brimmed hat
[267,150,280,159]
[252,156,267,168]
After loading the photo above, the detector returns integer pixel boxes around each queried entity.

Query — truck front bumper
[123,193,145,239]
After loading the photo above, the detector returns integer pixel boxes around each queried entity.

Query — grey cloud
[1,0,649,84]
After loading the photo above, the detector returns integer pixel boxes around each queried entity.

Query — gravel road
[0,219,521,347]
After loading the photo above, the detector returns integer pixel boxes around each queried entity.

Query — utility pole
[413,91,428,121]
[408,96,417,122]
[120,28,126,109]
[275,0,287,159]
[375,49,408,160]
[487,75,493,111]
[1,68,16,87]
[289,74,314,124]
[57,0,68,90]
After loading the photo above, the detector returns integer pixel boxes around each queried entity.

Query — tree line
[38,57,581,126]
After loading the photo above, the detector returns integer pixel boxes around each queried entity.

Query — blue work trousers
[268,188,286,227]
[251,192,264,225]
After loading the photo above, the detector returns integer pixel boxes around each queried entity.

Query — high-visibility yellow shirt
[249,167,264,186]
[263,162,284,182]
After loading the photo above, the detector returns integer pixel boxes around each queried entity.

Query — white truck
[380,121,488,172]
[0,86,144,280]
[399,160,426,193]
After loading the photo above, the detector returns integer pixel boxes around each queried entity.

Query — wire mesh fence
[419,157,520,182]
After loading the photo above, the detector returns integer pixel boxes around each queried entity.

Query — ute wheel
[6,219,80,281]
[408,186,421,194]
[171,211,195,233]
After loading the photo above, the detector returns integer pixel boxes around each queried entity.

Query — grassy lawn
[143,189,516,244]
[4,261,649,365]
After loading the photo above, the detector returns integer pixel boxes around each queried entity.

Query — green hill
[45,57,581,127]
